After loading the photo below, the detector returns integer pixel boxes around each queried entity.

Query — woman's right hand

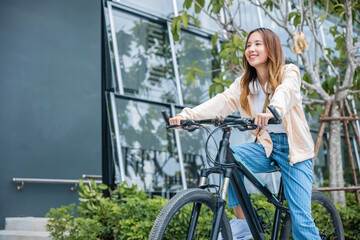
[169,116,186,129]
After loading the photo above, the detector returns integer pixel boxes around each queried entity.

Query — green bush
[46,180,167,240]
[336,193,360,240]
[46,181,360,239]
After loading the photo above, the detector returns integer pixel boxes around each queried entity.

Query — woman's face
[245,31,268,69]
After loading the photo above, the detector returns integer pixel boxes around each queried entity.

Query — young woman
[170,28,320,240]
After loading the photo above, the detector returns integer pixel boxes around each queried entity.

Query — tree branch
[302,80,329,100]
[249,0,294,38]
[349,89,360,95]
[192,1,226,29]
[250,0,328,97]
[306,1,341,84]
[302,98,326,105]
[342,0,357,90]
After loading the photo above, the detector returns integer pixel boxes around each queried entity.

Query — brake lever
[267,105,282,124]
[185,125,200,132]
[166,124,181,130]
[235,124,257,132]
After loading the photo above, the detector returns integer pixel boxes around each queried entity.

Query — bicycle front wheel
[149,188,232,240]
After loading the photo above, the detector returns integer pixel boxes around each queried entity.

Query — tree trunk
[328,104,346,206]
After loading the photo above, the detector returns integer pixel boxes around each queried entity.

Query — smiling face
[245,31,268,69]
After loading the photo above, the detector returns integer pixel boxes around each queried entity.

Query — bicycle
[149,105,344,240]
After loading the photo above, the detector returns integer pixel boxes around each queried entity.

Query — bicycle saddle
[269,160,280,172]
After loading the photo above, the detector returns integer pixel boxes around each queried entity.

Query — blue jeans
[227,133,320,240]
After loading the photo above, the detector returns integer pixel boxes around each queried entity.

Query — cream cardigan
[177,64,314,165]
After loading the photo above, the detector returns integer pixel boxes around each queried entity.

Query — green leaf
[224,78,233,87]
[173,32,179,41]
[98,184,108,190]
[185,71,193,86]
[183,0,193,9]
[191,60,198,66]
[182,67,190,74]
[195,0,205,14]
[219,71,227,79]
[213,77,221,83]
[197,0,205,7]
[176,18,181,32]
[232,52,239,65]
[293,15,301,28]
[233,34,240,46]
[171,17,180,41]
[192,67,204,76]
[215,84,224,94]
[211,32,218,46]
[190,71,196,85]
[209,83,216,98]
[288,11,299,21]
[182,11,188,29]
[188,15,200,28]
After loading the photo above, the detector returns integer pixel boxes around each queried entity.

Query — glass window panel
[237,0,261,31]
[115,0,175,18]
[175,31,220,106]
[176,0,220,32]
[111,9,178,103]
[104,6,119,91]
[176,107,255,188]
[105,93,123,182]
[115,98,182,194]
[175,107,218,187]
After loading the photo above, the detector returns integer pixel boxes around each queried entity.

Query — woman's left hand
[254,112,274,128]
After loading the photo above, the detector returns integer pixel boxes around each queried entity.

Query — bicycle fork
[191,169,229,240]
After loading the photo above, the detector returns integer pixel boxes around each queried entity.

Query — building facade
[0,0,358,229]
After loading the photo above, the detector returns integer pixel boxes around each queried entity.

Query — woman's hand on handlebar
[169,116,186,129]
[254,112,274,128]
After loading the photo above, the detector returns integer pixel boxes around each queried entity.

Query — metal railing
[13,174,103,192]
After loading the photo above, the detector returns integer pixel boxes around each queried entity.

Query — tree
[171,0,360,206]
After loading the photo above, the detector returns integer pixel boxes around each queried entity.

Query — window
[110,8,179,103]
[175,31,220,106]
[114,98,182,194]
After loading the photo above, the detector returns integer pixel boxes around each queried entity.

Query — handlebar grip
[267,105,282,124]
[161,110,170,126]
[268,118,278,124]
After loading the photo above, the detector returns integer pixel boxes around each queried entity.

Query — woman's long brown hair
[240,28,285,115]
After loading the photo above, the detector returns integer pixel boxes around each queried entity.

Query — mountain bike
[149,105,344,240]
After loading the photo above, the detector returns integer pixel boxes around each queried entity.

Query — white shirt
[252,79,287,133]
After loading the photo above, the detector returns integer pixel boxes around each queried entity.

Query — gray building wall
[0,0,101,229]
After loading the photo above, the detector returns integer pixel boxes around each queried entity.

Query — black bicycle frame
[197,128,289,240]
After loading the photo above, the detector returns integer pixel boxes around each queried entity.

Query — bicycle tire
[279,212,292,240]
[279,190,344,240]
[149,188,233,240]
[311,191,344,240]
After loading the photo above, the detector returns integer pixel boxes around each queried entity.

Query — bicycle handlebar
[162,105,282,132]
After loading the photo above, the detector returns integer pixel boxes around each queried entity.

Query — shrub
[46,180,167,240]
[336,192,360,240]
[46,181,360,239]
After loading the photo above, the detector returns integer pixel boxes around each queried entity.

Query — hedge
[46,180,360,240]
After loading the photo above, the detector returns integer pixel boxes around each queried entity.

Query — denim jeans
[227,133,320,240]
